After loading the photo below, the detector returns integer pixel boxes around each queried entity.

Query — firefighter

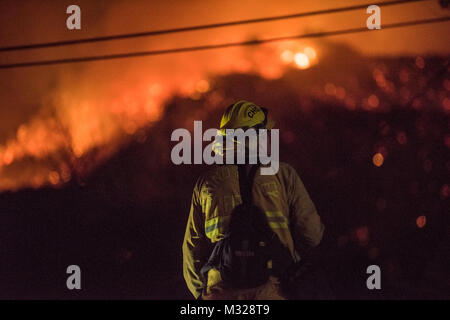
[182,100,324,299]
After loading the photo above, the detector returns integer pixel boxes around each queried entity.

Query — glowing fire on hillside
[0,42,322,191]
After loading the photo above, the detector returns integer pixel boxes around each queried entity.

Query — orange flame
[0,43,320,191]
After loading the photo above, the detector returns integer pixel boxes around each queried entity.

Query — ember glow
[294,52,310,69]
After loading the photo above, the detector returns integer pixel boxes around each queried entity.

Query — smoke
[0,25,295,190]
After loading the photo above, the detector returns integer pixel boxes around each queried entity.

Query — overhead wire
[0,16,448,69]
[0,0,428,52]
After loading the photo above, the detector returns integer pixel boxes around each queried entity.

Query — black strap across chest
[237,164,260,207]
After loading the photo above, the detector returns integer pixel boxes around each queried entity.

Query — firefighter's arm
[287,166,324,248]
[182,180,211,299]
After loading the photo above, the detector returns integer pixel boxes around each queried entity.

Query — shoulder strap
[237,164,260,206]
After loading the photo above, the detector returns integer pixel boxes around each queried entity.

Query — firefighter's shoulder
[277,162,298,175]
[193,164,235,189]
[275,162,303,186]
[263,161,297,178]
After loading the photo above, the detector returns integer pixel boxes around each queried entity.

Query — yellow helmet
[212,101,275,156]
[218,100,275,134]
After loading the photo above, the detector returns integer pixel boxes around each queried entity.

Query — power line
[0,16,448,70]
[0,0,428,52]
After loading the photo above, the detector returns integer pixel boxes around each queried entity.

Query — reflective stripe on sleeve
[266,211,288,229]
[205,216,231,239]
